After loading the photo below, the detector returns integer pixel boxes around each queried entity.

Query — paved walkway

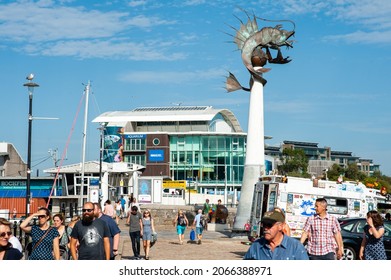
[116,219,250,260]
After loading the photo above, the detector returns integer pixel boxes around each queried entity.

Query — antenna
[49,148,67,167]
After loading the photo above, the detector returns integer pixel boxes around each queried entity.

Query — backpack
[200,215,207,229]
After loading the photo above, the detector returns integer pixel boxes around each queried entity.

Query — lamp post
[98,123,106,203]
[23,74,39,217]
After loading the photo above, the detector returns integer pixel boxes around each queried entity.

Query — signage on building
[125,134,146,139]
[163,180,187,189]
[89,186,99,203]
[90,178,99,186]
[148,149,164,162]
[138,179,152,203]
[0,179,56,197]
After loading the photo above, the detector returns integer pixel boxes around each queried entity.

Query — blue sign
[148,149,164,162]
[90,178,99,186]
[125,134,146,139]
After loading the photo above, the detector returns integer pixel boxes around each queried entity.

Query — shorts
[196,226,203,235]
[176,225,186,235]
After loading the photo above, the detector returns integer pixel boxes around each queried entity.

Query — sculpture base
[206,223,230,232]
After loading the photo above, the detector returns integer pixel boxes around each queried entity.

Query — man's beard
[82,214,94,224]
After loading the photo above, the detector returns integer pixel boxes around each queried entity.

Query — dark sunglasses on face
[0,231,12,237]
[262,221,277,229]
[38,215,47,219]
[82,209,93,213]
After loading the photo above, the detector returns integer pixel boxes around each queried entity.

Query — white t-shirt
[9,235,23,252]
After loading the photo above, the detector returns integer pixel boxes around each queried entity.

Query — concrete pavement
[115,218,250,260]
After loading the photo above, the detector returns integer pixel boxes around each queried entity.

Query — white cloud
[23,39,186,60]
[0,1,179,60]
[324,30,391,44]
[128,0,147,8]
[262,0,391,44]
[118,68,224,84]
[0,2,128,42]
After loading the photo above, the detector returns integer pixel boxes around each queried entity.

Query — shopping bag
[150,232,158,248]
[190,229,195,241]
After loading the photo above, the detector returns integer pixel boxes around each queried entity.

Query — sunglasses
[38,215,47,219]
[0,231,12,238]
[82,209,94,213]
[262,221,277,229]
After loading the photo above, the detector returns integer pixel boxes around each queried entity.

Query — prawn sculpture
[226,11,295,91]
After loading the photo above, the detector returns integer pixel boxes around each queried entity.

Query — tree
[278,148,309,177]
[344,163,367,181]
[327,164,345,181]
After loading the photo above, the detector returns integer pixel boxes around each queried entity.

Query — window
[124,155,145,166]
[324,197,348,215]
[124,138,146,151]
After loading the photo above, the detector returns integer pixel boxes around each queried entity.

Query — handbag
[150,232,158,248]
[59,245,69,260]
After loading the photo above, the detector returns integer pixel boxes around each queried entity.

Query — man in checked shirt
[300,198,344,260]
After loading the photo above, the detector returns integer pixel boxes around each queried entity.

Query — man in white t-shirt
[9,235,23,252]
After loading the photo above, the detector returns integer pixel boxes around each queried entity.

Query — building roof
[331,151,353,156]
[283,140,319,147]
[92,106,244,133]
[43,161,145,174]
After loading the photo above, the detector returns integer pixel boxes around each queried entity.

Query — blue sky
[1,0,390,176]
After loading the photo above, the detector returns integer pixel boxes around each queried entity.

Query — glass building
[93,106,249,194]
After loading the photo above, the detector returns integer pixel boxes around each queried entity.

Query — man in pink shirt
[300,198,344,260]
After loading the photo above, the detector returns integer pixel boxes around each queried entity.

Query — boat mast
[79,81,90,210]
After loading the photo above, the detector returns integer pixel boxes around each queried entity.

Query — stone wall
[138,204,237,230]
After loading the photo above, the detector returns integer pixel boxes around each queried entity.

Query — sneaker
[198,240,202,245]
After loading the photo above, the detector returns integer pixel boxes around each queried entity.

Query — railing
[9,219,34,251]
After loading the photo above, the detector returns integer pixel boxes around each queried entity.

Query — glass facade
[170,135,246,185]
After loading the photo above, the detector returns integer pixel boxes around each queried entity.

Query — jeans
[129,231,141,257]
[308,252,336,260]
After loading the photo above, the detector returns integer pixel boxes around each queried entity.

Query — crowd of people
[0,195,389,261]
[244,198,388,260]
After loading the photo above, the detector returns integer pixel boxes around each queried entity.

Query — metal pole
[98,123,105,203]
[224,165,227,205]
[23,75,39,218]
[26,90,32,217]
[79,81,90,210]
[188,179,191,205]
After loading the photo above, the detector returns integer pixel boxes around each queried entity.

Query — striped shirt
[303,213,341,256]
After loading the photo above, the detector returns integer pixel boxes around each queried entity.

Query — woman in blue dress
[20,207,60,260]
[359,210,387,260]
[141,209,155,260]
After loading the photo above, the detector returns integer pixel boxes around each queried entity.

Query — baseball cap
[261,210,285,224]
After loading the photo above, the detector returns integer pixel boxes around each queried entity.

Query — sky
[0,0,390,176]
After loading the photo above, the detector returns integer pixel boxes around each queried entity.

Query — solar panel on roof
[132,106,208,112]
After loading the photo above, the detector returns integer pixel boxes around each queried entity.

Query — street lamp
[23,74,39,217]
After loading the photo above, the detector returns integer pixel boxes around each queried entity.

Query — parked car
[339,217,391,260]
